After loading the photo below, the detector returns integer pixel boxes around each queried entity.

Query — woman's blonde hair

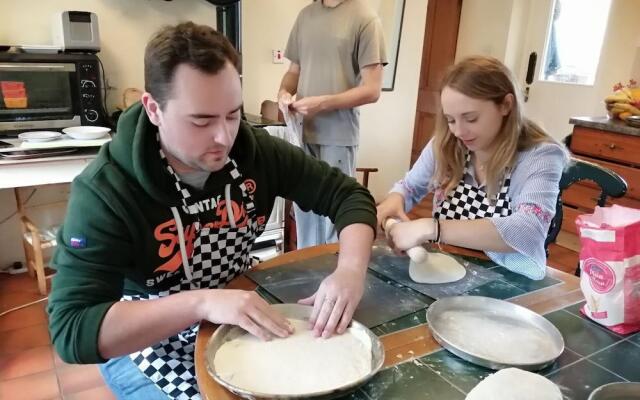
[432,56,554,200]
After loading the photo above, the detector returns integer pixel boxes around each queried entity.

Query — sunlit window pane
[542,0,612,85]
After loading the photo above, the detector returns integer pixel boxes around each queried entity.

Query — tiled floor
[0,272,116,400]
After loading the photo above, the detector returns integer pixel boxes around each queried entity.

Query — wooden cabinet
[562,119,640,237]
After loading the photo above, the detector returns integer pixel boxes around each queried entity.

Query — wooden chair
[260,100,284,123]
[546,157,627,275]
[14,187,65,295]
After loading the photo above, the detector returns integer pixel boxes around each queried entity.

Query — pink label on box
[583,258,616,294]
[591,310,609,319]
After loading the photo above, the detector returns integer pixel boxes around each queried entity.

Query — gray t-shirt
[285,0,387,146]
[176,170,210,191]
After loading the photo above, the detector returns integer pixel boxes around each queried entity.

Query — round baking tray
[205,303,384,399]
[426,296,564,371]
[588,382,640,399]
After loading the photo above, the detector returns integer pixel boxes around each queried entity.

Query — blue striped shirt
[391,140,569,280]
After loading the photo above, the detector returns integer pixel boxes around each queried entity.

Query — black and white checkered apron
[122,137,263,399]
[434,153,513,220]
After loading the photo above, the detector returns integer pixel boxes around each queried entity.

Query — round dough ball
[409,252,466,284]
[466,368,562,400]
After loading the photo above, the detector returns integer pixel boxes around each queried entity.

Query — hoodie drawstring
[170,206,193,282]
[225,183,236,228]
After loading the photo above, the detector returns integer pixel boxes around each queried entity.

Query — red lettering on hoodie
[152,199,249,274]
[153,219,196,273]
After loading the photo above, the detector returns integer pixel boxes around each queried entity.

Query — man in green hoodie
[48,22,376,399]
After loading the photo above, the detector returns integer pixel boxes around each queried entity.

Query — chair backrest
[545,157,628,249]
[260,100,284,123]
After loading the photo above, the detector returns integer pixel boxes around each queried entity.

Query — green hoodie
[48,103,376,364]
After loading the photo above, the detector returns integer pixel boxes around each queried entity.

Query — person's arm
[278,62,300,112]
[49,178,291,364]
[262,132,377,337]
[377,140,436,228]
[388,217,513,253]
[278,11,302,113]
[290,63,383,116]
[98,289,292,358]
[387,143,568,278]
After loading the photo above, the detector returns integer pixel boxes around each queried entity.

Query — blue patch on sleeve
[70,236,87,249]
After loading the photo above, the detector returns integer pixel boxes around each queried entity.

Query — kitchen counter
[569,116,640,137]
[194,244,637,399]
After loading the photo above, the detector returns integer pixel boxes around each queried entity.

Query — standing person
[48,22,376,400]
[278,0,387,248]
[377,56,568,280]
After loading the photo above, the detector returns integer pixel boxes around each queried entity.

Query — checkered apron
[122,138,263,399]
[434,153,513,220]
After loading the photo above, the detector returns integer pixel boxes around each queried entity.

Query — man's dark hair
[144,21,240,108]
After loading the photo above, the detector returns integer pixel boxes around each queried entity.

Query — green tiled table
[195,243,621,400]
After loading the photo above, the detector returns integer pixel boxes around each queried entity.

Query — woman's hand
[387,218,436,253]
[376,192,409,230]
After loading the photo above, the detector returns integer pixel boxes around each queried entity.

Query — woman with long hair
[377,56,568,279]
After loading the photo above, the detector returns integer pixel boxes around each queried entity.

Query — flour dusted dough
[214,319,372,395]
[466,368,562,400]
[439,310,556,364]
[409,252,466,284]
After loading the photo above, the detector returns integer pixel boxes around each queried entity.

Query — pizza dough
[409,252,467,284]
[439,310,556,364]
[213,319,372,395]
[466,368,562,400]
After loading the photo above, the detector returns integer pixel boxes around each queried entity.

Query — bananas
[605,83,640,121]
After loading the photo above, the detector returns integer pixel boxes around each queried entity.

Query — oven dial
[84,109,99,123]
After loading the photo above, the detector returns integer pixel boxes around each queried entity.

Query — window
[542,0,612,85]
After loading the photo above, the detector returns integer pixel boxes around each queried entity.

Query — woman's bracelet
[430,217,441,244]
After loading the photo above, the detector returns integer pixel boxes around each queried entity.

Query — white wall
[456,0,513,62]
[590,0,640,115]
[359,0,428,198]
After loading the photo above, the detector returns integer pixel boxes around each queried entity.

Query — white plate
[18,131,62,142]
[62,126,111,140]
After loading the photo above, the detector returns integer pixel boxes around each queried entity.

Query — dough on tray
[214,319,372,395]
[409,252,466,284]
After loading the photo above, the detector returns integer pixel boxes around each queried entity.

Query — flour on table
[466,368,562,400]
[213,319,372,395]
[409,252,466,284]
[439,310,556,364]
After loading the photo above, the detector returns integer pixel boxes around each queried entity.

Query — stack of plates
[18,131,61,142]
[17,126,111,142]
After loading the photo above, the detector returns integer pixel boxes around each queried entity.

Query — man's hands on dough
[199,289,294,341]
[298,267,366,339]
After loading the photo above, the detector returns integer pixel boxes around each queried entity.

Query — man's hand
[376,192,409,230]
[387,218,436,254]
[198,289,293,341]
[298,266,366,338]
[278,90,294,115]
[291,95,330,117]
